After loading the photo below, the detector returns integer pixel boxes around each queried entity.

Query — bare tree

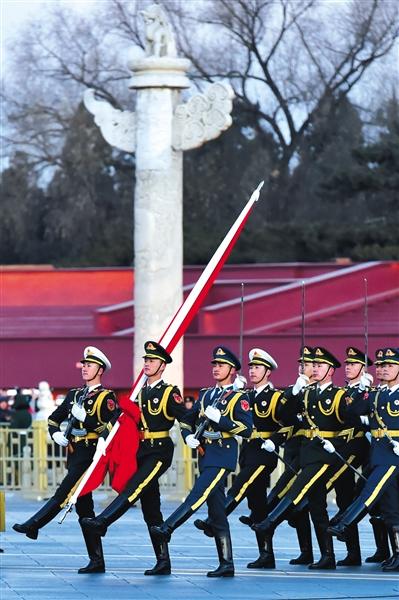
[3,0,398,184]
[171,0,398,180]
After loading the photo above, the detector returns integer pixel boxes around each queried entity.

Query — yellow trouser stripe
[365,466,397,507]
[128,461,163,503]
[292,464,329,505]
[191,469,226,511]
[325,455,355,491]
[233,465,265,502]
[277,474,297,499]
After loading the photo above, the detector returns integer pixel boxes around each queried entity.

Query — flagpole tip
[251,180,264,202]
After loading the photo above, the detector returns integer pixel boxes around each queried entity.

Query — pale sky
[1,0,100,42]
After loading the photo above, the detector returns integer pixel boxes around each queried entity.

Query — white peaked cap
[248,348,278,370]
[83,346,112,370]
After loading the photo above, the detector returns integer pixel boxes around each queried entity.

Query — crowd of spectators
[0,383,64,428]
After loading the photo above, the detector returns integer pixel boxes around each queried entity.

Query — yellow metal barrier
[0,491,5,531]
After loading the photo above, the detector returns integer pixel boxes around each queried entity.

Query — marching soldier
[253,347,352,570]
[328,347,399,572]
[13,346,117,574]
[326,347,373,566]
[195,348,290,569]
[260,346,316,566]
[150,346,253,577]
[364,348,391,564]
[81,341,186,576]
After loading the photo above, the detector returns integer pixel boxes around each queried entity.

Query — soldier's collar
[147,378,163,389]
[88,384,102,392]
[254,383,270,395]
[317,382,332,393]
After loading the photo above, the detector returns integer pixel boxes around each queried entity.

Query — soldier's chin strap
[85,364,103,383]
[316,366,333,387]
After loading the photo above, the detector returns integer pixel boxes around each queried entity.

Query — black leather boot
[382,526,399,572]
[382,527,397,568]
[366,516,390,563]
[150,504,193,543]
[290,510,314,565]
[337,523,361,566]
[239,514,253,526]
[193,517,214,537]
[80,494,131,537]
[252,496,293,534]
[78,519,105,573]
[247,531,275,569]
[327,498,368,542]
[144,527,171,575]
[309,524,336,570]
[13,498,60,540]
[207,531,235,577]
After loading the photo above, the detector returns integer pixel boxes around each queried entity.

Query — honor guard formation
[12,343,399,576]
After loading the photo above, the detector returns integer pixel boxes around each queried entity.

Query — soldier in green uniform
[13,346,117,574]
[256,346,316,566]
[81,341,187,576]
[326,347,373,566]
[363,349,392,564]
[328,347,399,572]
[253,347,352,570]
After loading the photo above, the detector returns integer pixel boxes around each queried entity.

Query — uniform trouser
[174,467,230,535]
[123,451,172,527]
[227,464,271,523]
[285,463,339,530]
[356,465,399,527]
[327,442,368,513]
[53,460,95,519]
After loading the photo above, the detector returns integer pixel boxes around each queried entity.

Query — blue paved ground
[1,492,398,600]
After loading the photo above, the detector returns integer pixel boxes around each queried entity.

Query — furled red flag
[61,182,263,517]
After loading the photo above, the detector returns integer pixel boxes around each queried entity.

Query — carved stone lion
[141,4,177,57]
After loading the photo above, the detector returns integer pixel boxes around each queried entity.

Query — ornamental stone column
[84,4,234,389]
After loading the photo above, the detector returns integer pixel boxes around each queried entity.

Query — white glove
[186,434,200,449]
[261,439,275,453]
[292,374,309,395]
[322,439,335,453]
[52,431,69,447]
[94,436,106,458]
[71,403,87,422]
[233,374,247,390]
[360,415,369,426]
[205,405,221,423]
[392,441,399,456]
[359,372,373,391]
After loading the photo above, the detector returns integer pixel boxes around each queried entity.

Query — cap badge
[348,348,356,356]
[216,348,226,356]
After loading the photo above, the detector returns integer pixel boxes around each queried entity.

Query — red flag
[66,182,263,508]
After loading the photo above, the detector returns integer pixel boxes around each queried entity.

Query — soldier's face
[212,362,233,384]
[81,361,102,382]
[345,362,363,382]
[375,365,385,382]
[381,363,399,384]
[144,357,165,378]
[299,362,313,379]
[249,364,269,385]
[312,362,332,382]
